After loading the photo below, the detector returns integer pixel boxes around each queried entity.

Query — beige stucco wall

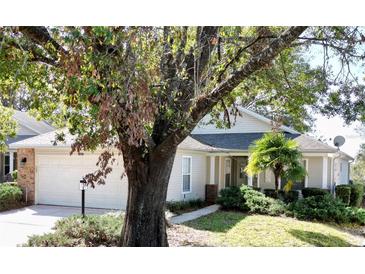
[167,150,207,201]
[307,156,323,188]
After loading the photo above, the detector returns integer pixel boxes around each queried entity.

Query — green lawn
[184,211,364,247]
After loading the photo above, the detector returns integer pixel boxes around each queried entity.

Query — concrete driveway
[0,205,111,246]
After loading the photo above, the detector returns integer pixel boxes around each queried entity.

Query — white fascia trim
[237,106,300,134]
[9,144,71,149]
[302,153,333,157]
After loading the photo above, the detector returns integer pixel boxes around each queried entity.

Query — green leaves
[0,106,17,152]
[245,132,306,183]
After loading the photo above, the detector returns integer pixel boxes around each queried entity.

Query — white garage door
[36,152,128,209]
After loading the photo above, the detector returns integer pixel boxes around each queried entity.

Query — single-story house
[9,107,353,209]
[0,110,54,183]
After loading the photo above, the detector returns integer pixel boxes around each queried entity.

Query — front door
[235,156,248,186]
[224,158,232,187]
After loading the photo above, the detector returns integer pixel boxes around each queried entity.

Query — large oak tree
[1,26,365,246]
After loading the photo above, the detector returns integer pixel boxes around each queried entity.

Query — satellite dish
[333,135,345,148]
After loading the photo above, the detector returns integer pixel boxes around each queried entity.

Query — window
[182,156,192,193]
[225,158,231,187]
[4,153,10,175]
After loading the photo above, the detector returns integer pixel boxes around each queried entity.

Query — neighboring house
[0,111,54,183]
[9,107,353,209]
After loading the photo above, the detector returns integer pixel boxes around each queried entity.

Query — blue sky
[311,114,362,158]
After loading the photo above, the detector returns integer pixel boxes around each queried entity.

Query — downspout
[331,149,341,195]
[348,159,354,184]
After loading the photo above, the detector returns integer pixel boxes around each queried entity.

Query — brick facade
[17,148,35,204]
[205,184,218,204]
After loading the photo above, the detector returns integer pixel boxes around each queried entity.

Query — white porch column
[9,151,14,173]
[210,156,216,184]
[322,156,328,189]
[218,156,221,188]
[248,176,253,186]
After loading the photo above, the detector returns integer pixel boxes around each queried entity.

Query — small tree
[245,132,306,191]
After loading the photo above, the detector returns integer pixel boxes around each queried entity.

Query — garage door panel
[36,153,127,209]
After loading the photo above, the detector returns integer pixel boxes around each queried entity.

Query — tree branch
[195,26,219,83]
[155,26,307,152]
[18,26,67,57]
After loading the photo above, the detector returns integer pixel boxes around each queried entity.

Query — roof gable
[13,111,55,135]
[192,107,299,135]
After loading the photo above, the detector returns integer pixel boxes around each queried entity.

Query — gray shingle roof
[10,129,341,155]
[191,133,300,151]
[293,135,337,153]
[9,129,225,152]
[13,110,54,134]
[191,133,339,153]
[9,129,75,148]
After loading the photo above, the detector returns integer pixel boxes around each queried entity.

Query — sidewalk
[171,204,220,224]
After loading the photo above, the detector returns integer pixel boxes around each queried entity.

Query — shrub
[289,194,365,225]
[284,190,299,203]
[11,170,18,181]
[301,187,328,198]
[217,186,245,211]
[166,199,206,214]
[349,184,364,208]
[0,183,23,211]
[263,189,280,199]
[335,185,351,205]
[348,207,365,224]
[241,185,286,216]
[24,214,123,247]
[264,189,298,203]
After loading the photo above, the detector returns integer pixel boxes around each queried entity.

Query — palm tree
[245,132,306,191]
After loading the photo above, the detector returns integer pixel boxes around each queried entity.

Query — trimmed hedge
[217,186,245,211]
[284,190,300,203]
[263,189,299,203]
[349,184,364,208]
[289,194,365,224]
[263,189,281,199]
[335,185,351,205]
[240,185,286,215]
[166,199,206,215]
[301,187,328,198]
[0,183,23,211]
[217,186,287,216]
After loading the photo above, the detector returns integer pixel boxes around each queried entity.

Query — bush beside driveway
[0,205,112,246]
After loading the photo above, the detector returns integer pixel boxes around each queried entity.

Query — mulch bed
[167,224,216,247]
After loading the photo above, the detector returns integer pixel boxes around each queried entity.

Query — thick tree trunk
[120,146,177,247]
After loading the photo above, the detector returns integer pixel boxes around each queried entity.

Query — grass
[24,210,364,247]
[184,211,364,247]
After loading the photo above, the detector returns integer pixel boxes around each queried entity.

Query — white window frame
[3,152,10,175]
[182,156,192,194]
[224,158,232,187]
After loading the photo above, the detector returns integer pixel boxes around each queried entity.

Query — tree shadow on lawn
[289,229,354,247]
[184,210,247,233]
